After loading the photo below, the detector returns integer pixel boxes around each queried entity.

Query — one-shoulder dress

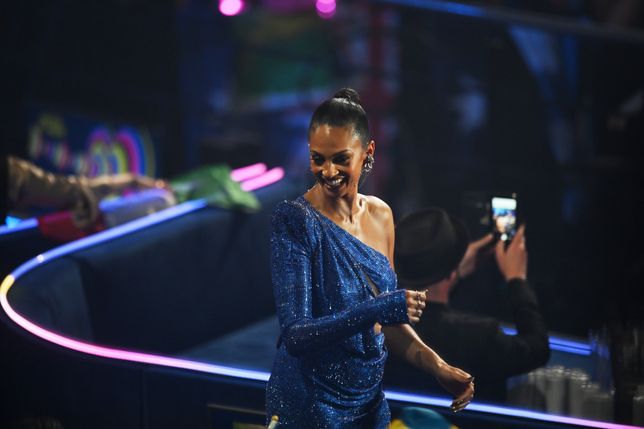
[266,197,408,428]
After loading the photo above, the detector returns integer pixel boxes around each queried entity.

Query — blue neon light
[384,390,639,429]
[0,218,38,235]
[11,199,208,279]
[502,326,591,355]
[550,343,592,356]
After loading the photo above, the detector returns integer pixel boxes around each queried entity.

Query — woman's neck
[310,184,362,224]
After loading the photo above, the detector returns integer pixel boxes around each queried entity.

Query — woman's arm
[272,202,409,357]
[380,202,474,411]
[383,324,474,411]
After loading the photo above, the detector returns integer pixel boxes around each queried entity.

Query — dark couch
[1,181,297,428]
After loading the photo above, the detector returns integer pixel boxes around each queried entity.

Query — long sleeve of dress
[271,202,408,357]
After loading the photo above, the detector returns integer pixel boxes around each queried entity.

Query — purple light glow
[0,275,268,382]
[240,167,285,191]
[230,163,267,182]
[219,0,244,16]
[316,0,336,19]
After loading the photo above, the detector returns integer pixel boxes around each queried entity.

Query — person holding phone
[388,208,550,401]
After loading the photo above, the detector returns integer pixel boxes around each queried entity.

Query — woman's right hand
[434,361,475,412]
[405,290,426,324]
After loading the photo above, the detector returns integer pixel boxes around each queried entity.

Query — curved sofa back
[0,221,59,279]
[7,182,296,355]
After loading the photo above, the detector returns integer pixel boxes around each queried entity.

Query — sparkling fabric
[266,196,408,428]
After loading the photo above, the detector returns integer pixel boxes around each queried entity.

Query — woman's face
[309,124,374,199]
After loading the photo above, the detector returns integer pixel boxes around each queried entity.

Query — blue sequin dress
[266,196,408,428]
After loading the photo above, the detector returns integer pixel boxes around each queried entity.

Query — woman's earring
[363,154,374,173]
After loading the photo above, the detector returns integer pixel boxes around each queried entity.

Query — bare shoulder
[362,194,393,225]
[362,194,395,261]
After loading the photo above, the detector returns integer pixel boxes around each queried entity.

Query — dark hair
[308,88,370,147]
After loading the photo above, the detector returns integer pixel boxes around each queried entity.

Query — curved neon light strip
[0,218,39,235]
[502,327,591,356]
[230,163,267,183]
[385,390,640,429]
[240,167,285,192]
[0,163,270,234]
[1,171,636,428]
[0,270,637,429]
[0,275,267,382]
[549,343,591,356]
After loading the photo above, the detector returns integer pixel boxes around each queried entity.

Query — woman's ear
[367,140,376,157]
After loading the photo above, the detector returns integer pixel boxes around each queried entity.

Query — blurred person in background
[388,208,550,401]
[1,153,166,229]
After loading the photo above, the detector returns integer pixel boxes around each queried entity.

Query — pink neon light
[316,0,336,18]
[2,273,642,429]
[240,167,285,192]
[0,279,268,382]
[230,163,267,182]
[219,0,244,16]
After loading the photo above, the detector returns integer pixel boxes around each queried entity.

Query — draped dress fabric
[266,197,408,428]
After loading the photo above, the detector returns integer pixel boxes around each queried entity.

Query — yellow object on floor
[389,418,410,429]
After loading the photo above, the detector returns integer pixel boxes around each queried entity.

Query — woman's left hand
[434,361,475,412]
[404,290,426,324]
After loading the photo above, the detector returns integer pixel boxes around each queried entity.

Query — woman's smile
[319,174,347,192]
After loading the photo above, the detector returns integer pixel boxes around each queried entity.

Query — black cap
[395,208,470,288]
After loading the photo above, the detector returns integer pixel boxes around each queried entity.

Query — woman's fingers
[450,399,470,413]
[408,307,421,323]
[450,380,475,412]
[405,290,427,324]
[406,291,427,308]
[405,289,428,323]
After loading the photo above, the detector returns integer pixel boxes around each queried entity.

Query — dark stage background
[3,0,643,341]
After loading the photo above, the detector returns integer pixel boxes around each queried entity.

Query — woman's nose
[322,162,337,178]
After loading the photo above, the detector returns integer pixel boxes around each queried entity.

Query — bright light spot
[37,255,45,263]
[316,0,336,19]
[219,0,244,16]
[5,216,22,227]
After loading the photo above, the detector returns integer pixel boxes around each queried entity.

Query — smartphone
[490,195,518,242]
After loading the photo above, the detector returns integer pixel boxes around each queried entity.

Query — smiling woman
[265,88,475,428]
[309,125,371,197]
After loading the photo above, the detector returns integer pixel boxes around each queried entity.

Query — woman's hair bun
[309,87,370,146]
[332,88,362,106]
